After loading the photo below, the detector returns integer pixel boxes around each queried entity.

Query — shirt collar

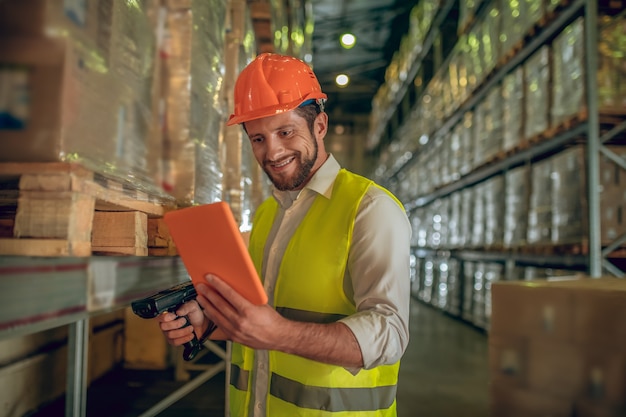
[272,154,341,207]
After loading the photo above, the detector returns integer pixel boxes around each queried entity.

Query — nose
[264,134,286,161]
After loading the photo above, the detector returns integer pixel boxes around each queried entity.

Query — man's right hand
[156,300,207,347]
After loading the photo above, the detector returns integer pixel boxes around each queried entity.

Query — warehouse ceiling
[310,0,415,135]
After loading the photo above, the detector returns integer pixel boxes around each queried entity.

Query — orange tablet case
[163,202,268,339]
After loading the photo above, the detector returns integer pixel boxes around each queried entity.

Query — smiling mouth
[271,157,295,169]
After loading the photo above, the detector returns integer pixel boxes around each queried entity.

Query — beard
[264,140,318,191]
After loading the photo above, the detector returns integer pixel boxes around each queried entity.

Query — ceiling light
[335,74,349,87]
[340,33,356,49]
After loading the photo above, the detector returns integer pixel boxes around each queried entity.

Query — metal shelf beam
[413,248,588,269]
[0,255,192,417]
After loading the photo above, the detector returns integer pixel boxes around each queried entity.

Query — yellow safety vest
[230,169,403,417]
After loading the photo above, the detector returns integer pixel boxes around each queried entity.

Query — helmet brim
[226,93,327,126]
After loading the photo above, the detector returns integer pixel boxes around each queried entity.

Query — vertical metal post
[225,341,232,417]
[584,0,602,277]
[66,318,89,417]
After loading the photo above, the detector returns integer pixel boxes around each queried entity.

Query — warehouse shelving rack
[373,0,626,280]
[0,256,227,417]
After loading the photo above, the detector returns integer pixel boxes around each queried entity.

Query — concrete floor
[396,298,489,416]
[32,297,490,417]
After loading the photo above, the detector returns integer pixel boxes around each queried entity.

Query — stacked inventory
[374,6,626,414]
[376,1,626,330]
[160,0,228,206]
[0,1,166,197]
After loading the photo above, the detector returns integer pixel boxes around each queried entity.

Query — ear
[314,112,329,141]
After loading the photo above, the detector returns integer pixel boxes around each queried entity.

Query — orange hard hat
[227,53,327,126]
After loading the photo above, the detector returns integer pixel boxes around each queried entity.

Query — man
[158,53,411,416]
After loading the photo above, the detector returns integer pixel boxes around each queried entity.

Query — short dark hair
[294,102,323,136]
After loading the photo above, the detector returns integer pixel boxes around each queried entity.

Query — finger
[175,300,201,317]
[155,312,177,323]
[159,316,190,332]
[195,286,237,337]
[160,321,195,343]
[166,330,196,346]
[202,274,248,309]
[196,282,238,322]
[195,288,229,320]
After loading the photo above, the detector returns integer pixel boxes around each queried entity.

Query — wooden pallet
[457,14,477,37]
[546,109,589,138]
[525,129,551,146]
[502,137,532,158]
[600,106,626,122]
[517,241,588,256]
[497,39,524,69]
[516,239,626,257]
[0,163,177,257]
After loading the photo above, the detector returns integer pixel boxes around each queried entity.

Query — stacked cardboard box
[601,147,626,243]
[552,18,586,127]
[531,145,626,246]
[161,0,227,205]
[504,165,530,248]
[598,14,626,110]
[527,157,553,244]
[502,67,525,153]
[471,182,486,247]
[474,88,503,167]
[524,45,551,141]
[483,175,505,247]
[490,277,626,417]
[0,0,166,198]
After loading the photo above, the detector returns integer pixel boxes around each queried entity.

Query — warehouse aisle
[31,297,489,417]
[396,298,489,417]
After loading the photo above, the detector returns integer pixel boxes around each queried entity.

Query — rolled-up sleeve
[339,187,412,369]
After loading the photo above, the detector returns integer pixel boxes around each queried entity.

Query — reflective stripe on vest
[269,373,397,412]
[276,306,348,324]
[230,363,249,392]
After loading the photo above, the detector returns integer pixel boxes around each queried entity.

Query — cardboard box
[0,0,103,44]
[492,340,625,409]
[573,284,626,349]
[527,339,585,399]
[490,385,573,417]
[581,348,626,407]
[489,335,528,388]
[576,398,626,417]
[160,0,227,205]
[0,1,164,194]
[537,277,626,349]
[0,37,116,162]
[490,280,575,343]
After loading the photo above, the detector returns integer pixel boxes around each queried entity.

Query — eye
[250,136,263,144]
[279,129,292,138]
